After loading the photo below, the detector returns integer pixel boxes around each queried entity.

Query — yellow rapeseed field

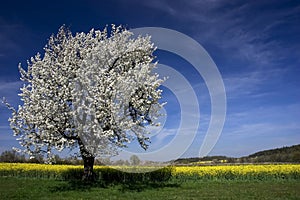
[0,163,299,180]
[173,164,300,179]
[0,163,83,179]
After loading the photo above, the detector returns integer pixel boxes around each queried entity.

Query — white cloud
[0,81,22,106]
[222,67,288,100]
[201,102,300,157]
[0,81,22,91]
[0,19,24,55]
[227,122,300,137]
[0,125,15,141]
[142,0,299,67]
[224,102,300,136]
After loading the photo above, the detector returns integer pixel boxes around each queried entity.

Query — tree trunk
[78,138,95,181]
[82,155,95,181]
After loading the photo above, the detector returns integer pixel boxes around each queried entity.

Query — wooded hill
[173,144,300,164]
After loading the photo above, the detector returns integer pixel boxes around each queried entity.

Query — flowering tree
[6,25,164,180]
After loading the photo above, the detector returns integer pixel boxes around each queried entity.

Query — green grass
[1,177,299,200]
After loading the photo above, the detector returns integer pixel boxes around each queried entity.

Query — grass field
[0,163,299,199]
[1,177,299,200]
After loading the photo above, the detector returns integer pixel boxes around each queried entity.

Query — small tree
[6,25,164,180]
[130,155,141,166]
[0,150,26,163]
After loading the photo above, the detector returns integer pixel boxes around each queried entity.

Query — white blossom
[7,25,164,162]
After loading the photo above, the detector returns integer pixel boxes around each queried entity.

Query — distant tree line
[0,150,148,166]
[173,156,232,164]
[2,144,299,165]
[238,144,300,163]
[0,150,113,165]
[173,144,300,164]
[0,150,83,165]
[0,150,27,163]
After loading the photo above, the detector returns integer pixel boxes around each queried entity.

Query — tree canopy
[7,25,164,164]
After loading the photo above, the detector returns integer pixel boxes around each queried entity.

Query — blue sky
[0,0,299,159]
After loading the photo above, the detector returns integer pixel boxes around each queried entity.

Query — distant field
[0,163,299,199]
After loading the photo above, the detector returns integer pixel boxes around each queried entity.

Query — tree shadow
[117,181,180,192]
[50,179,180,192]
[50,179,112,192]
[50,167,180,192]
